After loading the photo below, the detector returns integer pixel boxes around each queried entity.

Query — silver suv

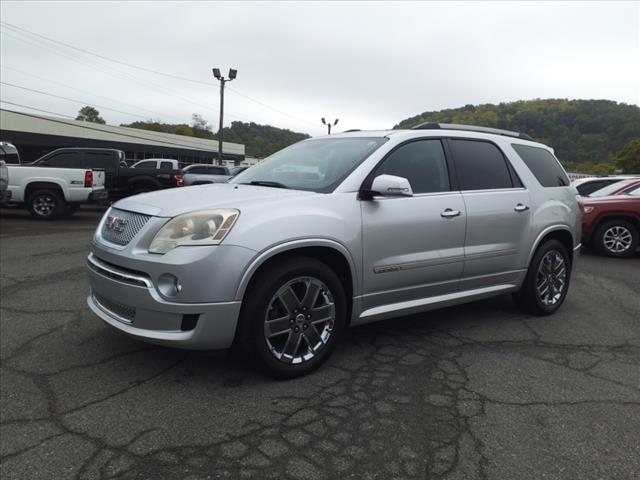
[87,124,581,378]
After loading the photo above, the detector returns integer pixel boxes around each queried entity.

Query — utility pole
[321,117,339,135]
[212,68,237,165]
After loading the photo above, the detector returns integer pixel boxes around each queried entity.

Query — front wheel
[593,220,638,258]
[239,257,347,379]
[514,239,571,316]
[27,189,65,220]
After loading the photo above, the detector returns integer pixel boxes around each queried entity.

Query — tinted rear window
[41,152,82,168]
[86,152,115,169]
[512,144,569,187]
[449,139,513,190]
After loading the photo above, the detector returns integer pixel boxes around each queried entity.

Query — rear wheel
[27,189,65,220]
[593,220,638,258]
[239,257,347,378]
[514,239,571,315]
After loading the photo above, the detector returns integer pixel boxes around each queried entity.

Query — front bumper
[86,254,241,349]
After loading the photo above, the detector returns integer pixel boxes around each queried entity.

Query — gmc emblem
[106,216,127,233]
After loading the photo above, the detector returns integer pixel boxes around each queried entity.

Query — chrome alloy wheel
[33,194,56,217]
[264,276,335,364]
[536,250,567,306]
[603,225,633,253]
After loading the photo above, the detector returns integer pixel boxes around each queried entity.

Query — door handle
[441,208,461,218]
[514,203,530,212]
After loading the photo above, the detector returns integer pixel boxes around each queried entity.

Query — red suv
[580,181,640,257]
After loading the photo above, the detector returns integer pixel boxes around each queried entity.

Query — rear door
[361,138,466,314]
[448,138,532,290]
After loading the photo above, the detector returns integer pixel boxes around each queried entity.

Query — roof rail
[411,122,534,141]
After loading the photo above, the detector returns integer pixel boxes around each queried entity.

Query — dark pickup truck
[33,148,183,199]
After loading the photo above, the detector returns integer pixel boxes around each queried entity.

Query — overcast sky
[0,1,638,136]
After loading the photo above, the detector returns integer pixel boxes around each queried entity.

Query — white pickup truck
[5,164,107,219]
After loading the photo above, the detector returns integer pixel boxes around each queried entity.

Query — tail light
[84,170,93,187]
[175,174,184,187]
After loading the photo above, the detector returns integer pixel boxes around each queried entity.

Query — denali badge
[106,216,128,233]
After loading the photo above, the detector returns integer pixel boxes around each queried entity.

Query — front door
[360,139,466,316]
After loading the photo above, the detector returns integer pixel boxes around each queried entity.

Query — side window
[134,161,156,169]
[449,140,513,190]
[511,144,569,187]
[209,167,227,175]
[372,139,450,194]
[85,152,114,169]
[626,185,640,196]
[41,152,82,168]
[160,161,173,170]
[188,166,205,174]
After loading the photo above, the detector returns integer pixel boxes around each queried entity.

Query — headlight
[149,209,239,254]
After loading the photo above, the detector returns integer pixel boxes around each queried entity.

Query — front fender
[234,237,359,301]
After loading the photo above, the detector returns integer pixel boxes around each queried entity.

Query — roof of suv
[326,125,547,148]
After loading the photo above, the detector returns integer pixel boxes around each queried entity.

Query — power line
[1,81,160,120]
[1,65,186,123]
[0,20,316,129]
[0,26,237,121]
[0,100,76,119]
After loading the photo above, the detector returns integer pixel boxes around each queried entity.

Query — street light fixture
[212,67,237,165]
[321,117,339,135]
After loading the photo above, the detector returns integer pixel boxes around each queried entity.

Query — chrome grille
[93,293,136,322]
[101,208,151,246]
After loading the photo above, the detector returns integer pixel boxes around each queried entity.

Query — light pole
[212,67,237,165]
[321,117,339,135]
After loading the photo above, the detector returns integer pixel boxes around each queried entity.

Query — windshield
[589,180,630,197]
[230,137,387,193]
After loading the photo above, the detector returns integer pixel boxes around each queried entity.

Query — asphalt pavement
[1,207,639,480]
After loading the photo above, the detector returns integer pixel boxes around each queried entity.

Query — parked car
[572,175,639,196]
[183,164,233,186]
[0,160,10,203]
[131,158,181,170]
[32,148,184,199]
[231,166,250,176]
[86,124,581,378]
[587,178,640,197]
[580,188,640,257]
[0,142,21,164]
[6,163,106,219]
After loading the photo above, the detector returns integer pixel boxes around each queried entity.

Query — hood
[112,183,316,217]
[580,194,639,205]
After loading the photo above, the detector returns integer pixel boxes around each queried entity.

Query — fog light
[158,273,182,297]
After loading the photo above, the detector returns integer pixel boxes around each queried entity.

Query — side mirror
[362,174,413,199]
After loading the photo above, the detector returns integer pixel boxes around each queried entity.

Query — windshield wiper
[241,180,289,189]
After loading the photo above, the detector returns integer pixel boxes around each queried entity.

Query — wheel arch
[592,214,640,236]
[527,226,575,267]
[235,239,357,322]
[24,181,65,202]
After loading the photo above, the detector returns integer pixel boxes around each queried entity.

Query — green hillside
[395,99,640,172]
[122,117,309,158]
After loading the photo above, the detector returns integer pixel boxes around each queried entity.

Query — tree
[174,124,194,137]
[76,106,105,124]
[191,114,214,139]
[614,137,640,174]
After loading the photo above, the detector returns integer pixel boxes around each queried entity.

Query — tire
[26,189,65,220]
[514,239,571,316]
[239,256,347,379]
[593,220,638,258]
